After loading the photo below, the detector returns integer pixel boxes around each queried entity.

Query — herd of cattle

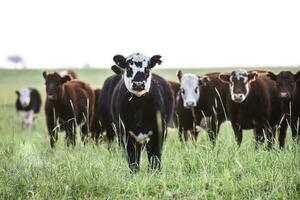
[15,53,300,172]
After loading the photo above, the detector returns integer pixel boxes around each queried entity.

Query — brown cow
[219,69,281,148]
[268,71,300,147]
[43,71,94,147]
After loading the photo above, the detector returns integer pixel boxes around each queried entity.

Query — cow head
[268,71,300,100]
[16,88,31,107]
[43,71,71,101]
[112,53,162,97]
[219,69,257,103]
[176,70,209,108]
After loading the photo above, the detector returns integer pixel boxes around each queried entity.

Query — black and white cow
[15,88,42,128]
[108,53,174,172]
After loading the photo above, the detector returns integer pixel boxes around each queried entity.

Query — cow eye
[194,87,198,93]
[126,67,133,77]
[180,88,185,95]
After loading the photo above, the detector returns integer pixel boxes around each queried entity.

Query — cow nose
[185,101,196,108]
[132,82,145,91]
[48,95,57,100]
[232,93,244,101]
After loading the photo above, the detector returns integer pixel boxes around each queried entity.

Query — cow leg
[291,117,299,143]
[232,123,243,147]
[208,116,218,146]
[80,123,89,145]
[191,122,199,142]
[254,125,264,149]
[178,124,184,143]
[279,119,288,148]
[265,126,275,150]
[46,108,57,148]
[146,132,162,171]
[125,138,142,173]
[106,125,115,150]
[66,121,76,147]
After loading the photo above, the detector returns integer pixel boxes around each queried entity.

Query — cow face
[219,69,257,103]
[16,88,31,107]
[177,70,209,108]
[268,71,300,100]
[113,53,162,97]
[43,71,71,100]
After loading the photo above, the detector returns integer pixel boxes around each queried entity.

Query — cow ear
[176,70,183,82]
[61,75,71,84]
[149,55,162,68]
[199,75,210,86]
[294,71,300,81]
[113,55,126,69]
[15,90,20,96]
[111,65,124,74]
[42,71,48,80]
[219,73,230,83]
[248,72,258,81]
[267,72,277,81]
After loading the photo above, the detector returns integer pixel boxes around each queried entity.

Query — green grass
[0,68,299,199]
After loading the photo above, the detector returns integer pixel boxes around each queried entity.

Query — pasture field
[0,68,299,199]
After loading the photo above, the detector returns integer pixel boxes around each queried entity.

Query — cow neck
[280,98,292,115]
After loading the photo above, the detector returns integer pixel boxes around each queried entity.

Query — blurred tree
[7,55,26,69]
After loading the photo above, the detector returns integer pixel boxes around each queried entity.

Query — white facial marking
[180,74,200,108]
[19,88,31,107]
[230,69,250,103]
[123,53,152,97]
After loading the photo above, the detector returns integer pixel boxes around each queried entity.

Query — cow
[267,71,300,147]
[58,70,78,79]
[106,53,174,172]
[219,69,281,148]
[43,71,94,148]
[15,87,42,128]
[176,70,228,144]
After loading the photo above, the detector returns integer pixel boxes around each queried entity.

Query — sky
[0,0,300,69]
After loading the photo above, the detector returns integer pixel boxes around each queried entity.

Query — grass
[0,68,299,199]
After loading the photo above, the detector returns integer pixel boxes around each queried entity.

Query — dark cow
[268,71,300,147]
[58,70,78,79]
[106,53,174,172]
[219,69,281,148]
[15,87,42,128]
[43,71,95,147]
[176,70,228,144]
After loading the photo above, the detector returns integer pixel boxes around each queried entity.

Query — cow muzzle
[47,95,58,100]
[232,93,246,103]
[132,82,145,91]
[184,101,197,108]
[279,92,289,99]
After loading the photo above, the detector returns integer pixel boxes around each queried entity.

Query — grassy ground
[0,68,299,199]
